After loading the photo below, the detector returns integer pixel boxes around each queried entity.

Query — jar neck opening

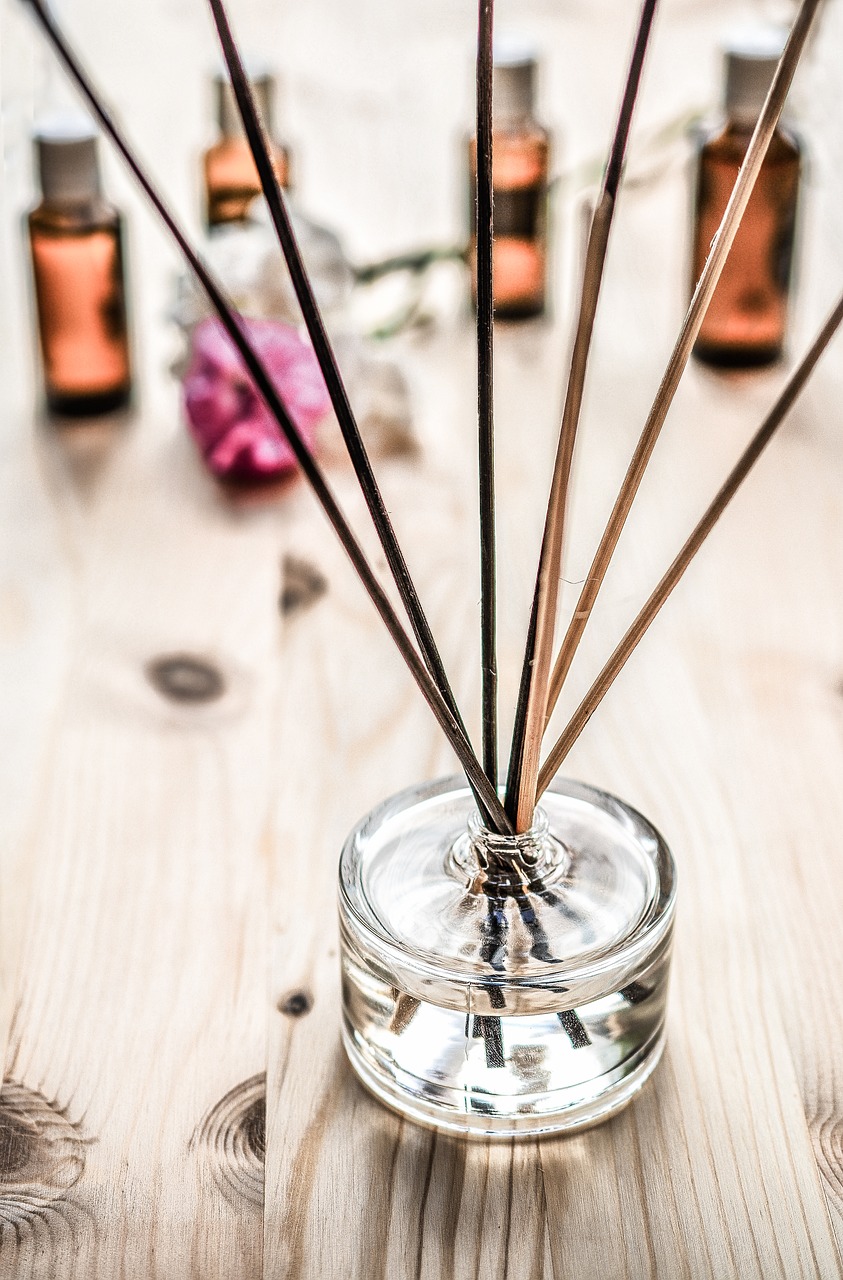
[468,807,548,868]
[449,806,566,894]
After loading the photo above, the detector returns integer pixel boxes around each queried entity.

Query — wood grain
[3,0,843,1275]
[0,414,279,1276]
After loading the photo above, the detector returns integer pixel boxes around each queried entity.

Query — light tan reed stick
[533,0,821,797]
[476,0,498,783]
[506,0,659,831]
[536,288,843,796]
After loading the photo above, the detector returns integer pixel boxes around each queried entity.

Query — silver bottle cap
[492,35,537,125]
[35,116,101,203]
[723,26,787,128]
[215,62,275,140]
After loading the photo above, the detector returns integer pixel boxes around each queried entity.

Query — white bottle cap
[214,59,276,140]
[492,35,538,125]
[723,25,787,128]
[34,114,101,203]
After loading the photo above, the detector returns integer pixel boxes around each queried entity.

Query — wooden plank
[0,418,74,1080]
[0,416,284,1276]
[676,378,843,1246]
[4,0,843,1273]
[548,650,842,1279]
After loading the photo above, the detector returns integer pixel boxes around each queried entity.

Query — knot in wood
[278,989,313,1018]
[0,1082,86,1232]
[279,555,328,617]
[193,1074,265,1210]
[146,653,225,704]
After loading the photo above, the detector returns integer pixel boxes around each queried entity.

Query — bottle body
[28,199,132,415]
[691,121,801,367]
[469,123,550,319]
[203,138,291,230]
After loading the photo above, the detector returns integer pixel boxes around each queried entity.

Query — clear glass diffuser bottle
[339,776,676,1138]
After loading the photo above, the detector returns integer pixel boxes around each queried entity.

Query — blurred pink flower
[182,317,331,483]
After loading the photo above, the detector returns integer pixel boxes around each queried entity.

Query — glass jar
[339,775,676,1138]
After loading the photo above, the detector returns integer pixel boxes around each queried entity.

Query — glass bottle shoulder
[696,117,802,167]
[28,197,121,237]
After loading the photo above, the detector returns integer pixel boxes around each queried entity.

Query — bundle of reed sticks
[22,0,841,839]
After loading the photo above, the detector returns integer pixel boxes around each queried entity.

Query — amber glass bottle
[203,69,291,230]
[691,31,801,367]
[28,124,132,415]
[469,42,550,319]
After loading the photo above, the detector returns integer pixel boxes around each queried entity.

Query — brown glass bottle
[691,32,801,367]
[469,44,550,319]
[28,126,131,415]
[204,69,291,230]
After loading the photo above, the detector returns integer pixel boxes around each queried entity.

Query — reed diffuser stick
[506,0,659,831]
[19,0,512,834]
[538,0,821,748]
[206,0,469,747]
[536,287,843,796]
[476,0,498,783]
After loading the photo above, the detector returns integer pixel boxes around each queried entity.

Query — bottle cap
[214,61,276,140]
[723,26,787,127]
[492,35,538,125]
[34,115,101,203]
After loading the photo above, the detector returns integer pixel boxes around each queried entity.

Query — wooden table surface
[3,0,843,1275]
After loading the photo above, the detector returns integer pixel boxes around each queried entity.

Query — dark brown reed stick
[19,0,513,835]
[206,0,470,752]
[537,0,821,763]
[536,287,843,796]
[506,0,659,831]
[476,0,498,783]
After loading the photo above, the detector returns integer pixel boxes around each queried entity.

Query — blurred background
[2,0,843,760]
[3,0,842,429]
